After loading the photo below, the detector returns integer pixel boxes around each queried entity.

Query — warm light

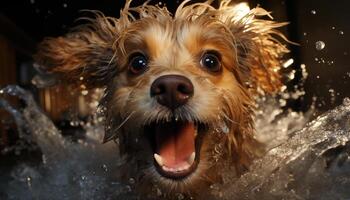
[231,2,250,21]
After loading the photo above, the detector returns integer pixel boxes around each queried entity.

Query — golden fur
[34,0,289,199]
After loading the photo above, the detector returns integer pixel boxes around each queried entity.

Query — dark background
[0,0,349,146]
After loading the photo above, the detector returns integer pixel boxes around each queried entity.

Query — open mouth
[145,120,205,179]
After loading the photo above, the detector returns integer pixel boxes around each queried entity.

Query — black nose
[150,75,194,110]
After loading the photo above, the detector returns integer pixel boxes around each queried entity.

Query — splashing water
[0,86,136,200]
[0,85,350,199]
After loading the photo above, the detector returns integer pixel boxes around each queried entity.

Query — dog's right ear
[216,2,290,95]
[34,13,120,88]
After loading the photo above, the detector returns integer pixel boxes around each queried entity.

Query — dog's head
[35,0,288,197]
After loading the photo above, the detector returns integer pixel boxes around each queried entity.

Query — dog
[34,0,288,199]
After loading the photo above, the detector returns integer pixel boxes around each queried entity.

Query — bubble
[311,10,316,15]
[315,41,325,50]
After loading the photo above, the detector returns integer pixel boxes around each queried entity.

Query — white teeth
[155,152,196,173]
[154,154,164,166]
[162,164,191,172]
[187,152,195,165]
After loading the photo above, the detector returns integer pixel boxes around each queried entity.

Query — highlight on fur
[34,0,289,198]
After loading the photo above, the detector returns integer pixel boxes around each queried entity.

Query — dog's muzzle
[150,75,194,110]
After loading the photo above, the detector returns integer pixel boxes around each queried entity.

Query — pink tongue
[155,122,195,168]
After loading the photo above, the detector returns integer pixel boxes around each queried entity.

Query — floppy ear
[219,2,290,94]
[34,13,120,88]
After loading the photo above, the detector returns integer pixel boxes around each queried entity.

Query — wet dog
[35,0,288,199]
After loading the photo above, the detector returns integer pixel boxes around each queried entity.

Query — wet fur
[34,0,288,198]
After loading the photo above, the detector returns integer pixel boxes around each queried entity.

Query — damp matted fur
[35,0,289,198]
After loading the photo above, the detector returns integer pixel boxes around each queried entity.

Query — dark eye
[200,51,222,73]
[128,53,148,75]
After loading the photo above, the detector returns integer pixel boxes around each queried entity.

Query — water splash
[0,85,135,200]
[1,85,350,199]
[213,98,350,200]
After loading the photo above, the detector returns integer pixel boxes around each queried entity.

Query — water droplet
[288,70,296,80]
[303,32,307,36]
[70,120,80,126]
[102,164,108,172]
[63,3,68,8]
[311,10,316,15]
[315,41,325,50]
[279,99,287,107]
[343,97,350,106]
[220,122,230,134]
[26,176,32,187]
[339,30,344,35]
[331,26,336,30]
[30,0,35,4]
[129,178,135,184]
[283,58,294,68]
[0,89,3,94]
[177,193,185,200]
[81,90,88,95]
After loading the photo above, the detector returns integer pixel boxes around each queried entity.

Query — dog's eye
[128,53,148,75]
[200,52,222,73]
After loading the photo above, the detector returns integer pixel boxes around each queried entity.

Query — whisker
[114,111,135,132]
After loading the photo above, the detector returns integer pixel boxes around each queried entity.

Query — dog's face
[105,18,251,189]
[35,0,288,197]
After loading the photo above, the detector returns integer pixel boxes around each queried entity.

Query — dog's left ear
[34,13,120,88]
[220,2,290,94]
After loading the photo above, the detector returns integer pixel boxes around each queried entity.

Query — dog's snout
[150,75,194,110]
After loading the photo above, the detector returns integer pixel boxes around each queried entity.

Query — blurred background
[0,0,349,150]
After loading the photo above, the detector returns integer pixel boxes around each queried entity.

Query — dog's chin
[144,119,207,180]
